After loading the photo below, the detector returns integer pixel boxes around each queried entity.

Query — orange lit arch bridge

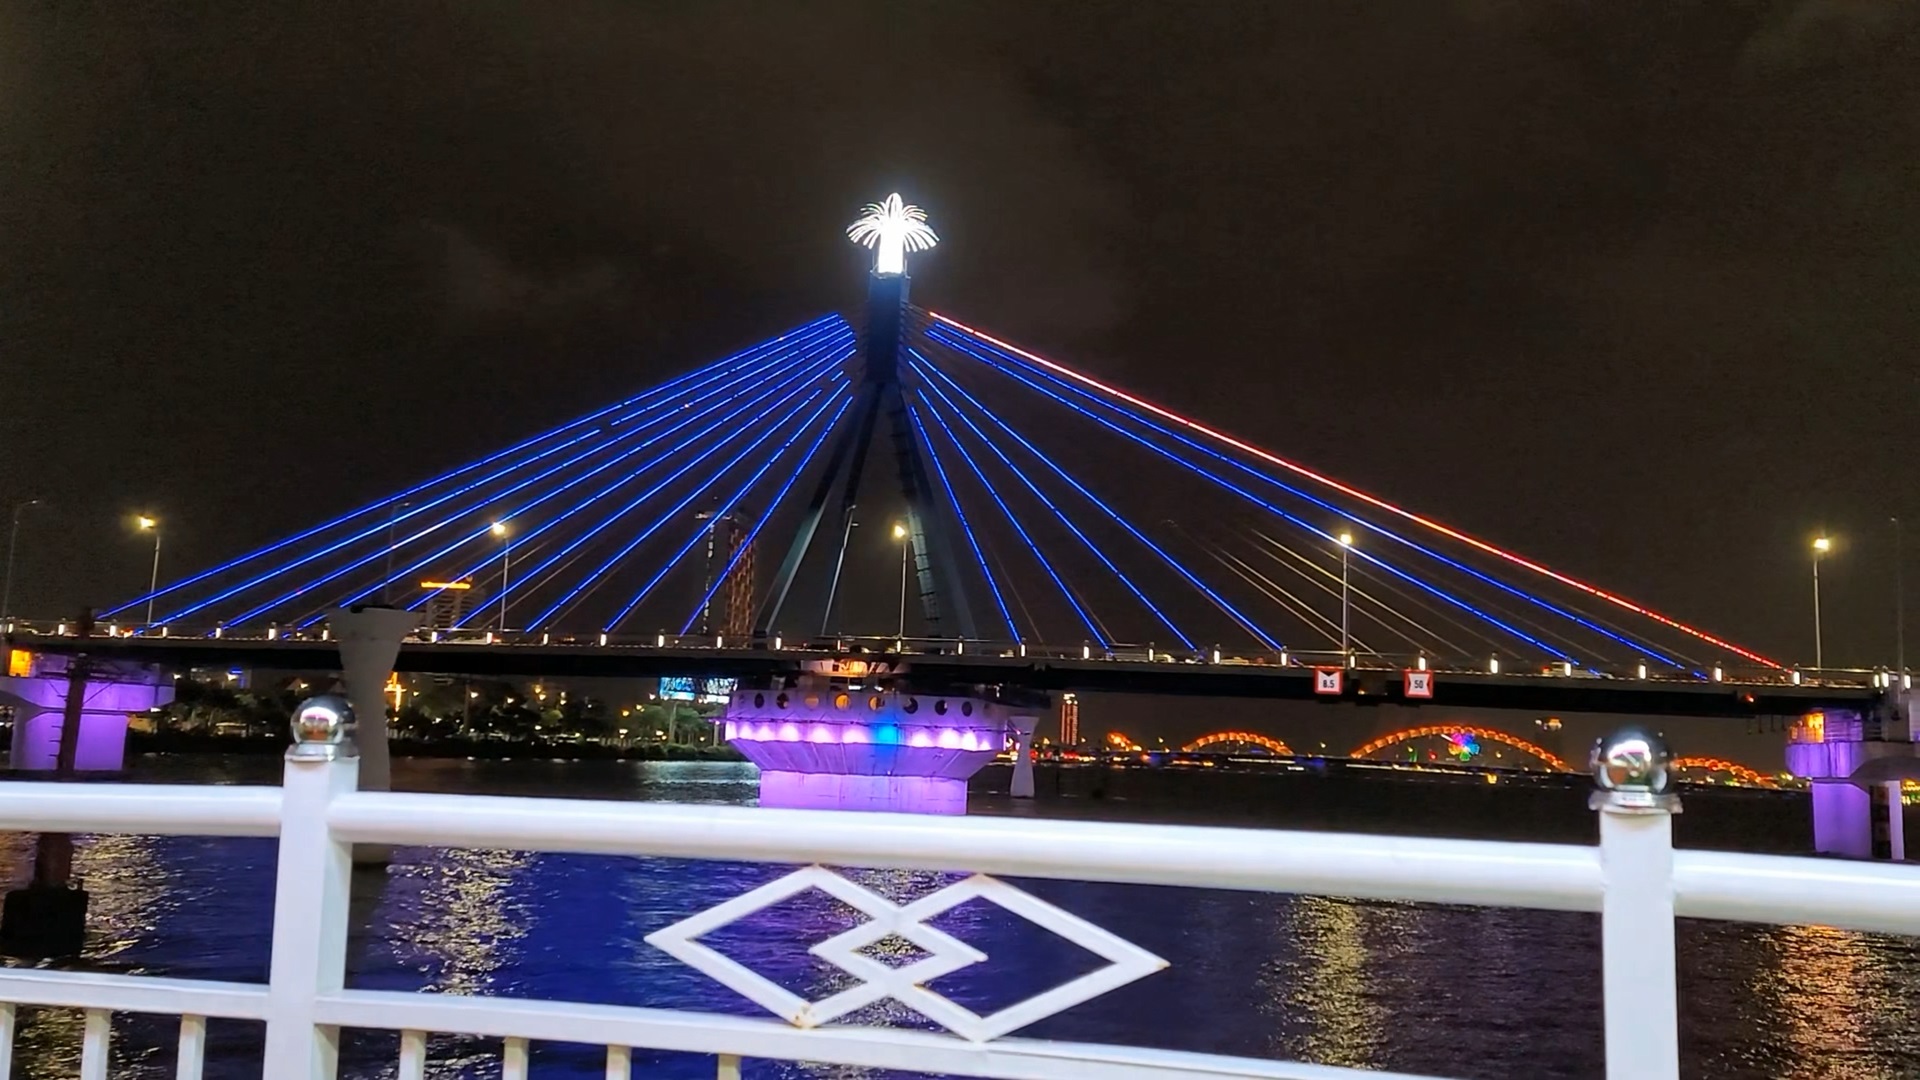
[1347,725,1573,772]
[1179,726,1779,786]
[1671,756,1777,788]
[1180,731,1295,755]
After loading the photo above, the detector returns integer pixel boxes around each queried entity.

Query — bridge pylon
[756,202,976,643]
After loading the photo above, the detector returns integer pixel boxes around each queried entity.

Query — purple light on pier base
[724,686,1011,814]
[0,670,173,771]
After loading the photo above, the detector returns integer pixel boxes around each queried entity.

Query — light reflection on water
[0,758,1913,1078]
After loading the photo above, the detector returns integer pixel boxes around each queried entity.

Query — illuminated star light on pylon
[848,193,937,276]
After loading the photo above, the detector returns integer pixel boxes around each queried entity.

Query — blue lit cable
[921,332,1572,660]
[905,401,1019,642]
[155,320,851,626]
[677,396,855,635]
[107,314,848,619]
[160,428,594,626]
[910,358,1198,651]
[929,322,1688,667]
[331,321,850,616]
[175,326,847,629]
[433,345,854,626]
[260,347,846,630]
[607,387,850,633]
[913,387,1107,647]
[529,378,845,631]
[383,349,847,627]
[912,352,1278,652]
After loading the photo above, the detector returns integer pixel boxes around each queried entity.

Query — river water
[1,756,1916,1079]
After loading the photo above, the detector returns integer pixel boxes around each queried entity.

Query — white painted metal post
[80,1008,111,1080]
[263,696,361,1080]
[1591,726,1680,1080]
[606,1044,631,1077]
[1010,714,1038,799]
[398,1029,427,1078]
[176,1014,207,1080]
[717,1052,742,1079]
[1887,781,1906,861]
[502,1037,530,1080]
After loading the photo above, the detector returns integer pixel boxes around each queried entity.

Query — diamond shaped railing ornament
[645,866,1167,1041]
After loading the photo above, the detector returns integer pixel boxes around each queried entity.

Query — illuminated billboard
[659,676,735,705]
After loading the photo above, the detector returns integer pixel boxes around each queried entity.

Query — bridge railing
[1,725,1918,1079]
[8,617,1905,692]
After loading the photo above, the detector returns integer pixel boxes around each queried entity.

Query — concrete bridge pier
[329,606,416,868]
[1,659,173,773]
[1,616,172,957]
[1787,695,1920,860]
[328,605,417,796]
[1009,714,1038,799]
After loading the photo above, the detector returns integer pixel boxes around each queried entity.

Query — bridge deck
[9,634,1882,718]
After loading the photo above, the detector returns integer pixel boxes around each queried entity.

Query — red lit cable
[928,311,1780,669]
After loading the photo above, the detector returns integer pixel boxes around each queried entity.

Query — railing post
[263,695,361,1080]
[1590,725,1681,1080]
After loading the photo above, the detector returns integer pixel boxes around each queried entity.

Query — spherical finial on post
[1589,725,1677,811]
[289,694,358,761]
[848,193,937,276]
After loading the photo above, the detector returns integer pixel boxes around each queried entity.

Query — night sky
[2,2,1916,668]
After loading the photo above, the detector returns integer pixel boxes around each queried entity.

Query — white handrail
[1672,849,1920,935]
[0,969,267,1019]
[327,791,1605,910]
[0,783,281,836]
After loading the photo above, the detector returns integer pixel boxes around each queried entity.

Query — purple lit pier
[724,681,1012,815]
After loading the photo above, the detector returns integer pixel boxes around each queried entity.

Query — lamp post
[138,516,162,627]
[1337,530,1354,661]
[2,499,43,623]
[893,522,910,641]
[1894,517,1906,680]
[1812,536,1831,669]
[491,521,510,633]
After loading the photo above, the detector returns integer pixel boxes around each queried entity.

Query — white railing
[3,727,1920,1079]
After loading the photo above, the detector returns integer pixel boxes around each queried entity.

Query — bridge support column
[331,606,413,867]
[2,666,168,773]
[1010,714,1038,799]
[1789,713,1873,858]
[329,606,415,796]
[1887,781,1906,862]
[1782,708,1920,859]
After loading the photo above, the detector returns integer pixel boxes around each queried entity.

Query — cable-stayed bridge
[5,196,1903,721]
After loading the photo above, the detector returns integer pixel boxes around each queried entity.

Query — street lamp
[892,522,910,641]
[2,499,43,623]
[137,515,162,627]
[491,521,511,632]
[1812,536,1831,668]
[1337,530,1355,661]
[1889,515,1904,680]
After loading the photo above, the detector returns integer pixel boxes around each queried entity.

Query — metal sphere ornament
[1589,725,1675,810]
[289,693,358,761]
